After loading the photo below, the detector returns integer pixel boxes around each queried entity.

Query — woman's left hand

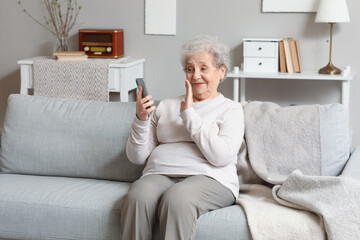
[180,79,194,113]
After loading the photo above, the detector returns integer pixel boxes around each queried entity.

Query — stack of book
[279,38,301,73]
[53,51,88,61]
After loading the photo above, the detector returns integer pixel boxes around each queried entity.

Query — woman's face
[185,52,226,102]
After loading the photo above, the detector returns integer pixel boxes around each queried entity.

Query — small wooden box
[79,29,124,58]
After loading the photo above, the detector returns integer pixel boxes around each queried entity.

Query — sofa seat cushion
[0,173,252,240]
[152,204,252,240]
[196,205,251,240]
[0,174,130,240]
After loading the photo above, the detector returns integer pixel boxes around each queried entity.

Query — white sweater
[126,94,244,197]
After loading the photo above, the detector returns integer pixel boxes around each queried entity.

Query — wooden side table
[17,57,145,102]
[225,69,354,108]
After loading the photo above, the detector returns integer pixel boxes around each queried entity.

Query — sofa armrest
[340,146,360,179]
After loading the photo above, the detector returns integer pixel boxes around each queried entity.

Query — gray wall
[1,0,359,146]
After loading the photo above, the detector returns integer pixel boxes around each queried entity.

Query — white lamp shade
[315,0,350,23]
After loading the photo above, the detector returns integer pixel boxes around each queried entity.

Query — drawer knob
[258,62,262,66]
[258,47,262,51]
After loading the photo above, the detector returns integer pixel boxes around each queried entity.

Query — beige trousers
[120,174,235,240]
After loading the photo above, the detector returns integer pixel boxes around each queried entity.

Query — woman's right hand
[136,86,155,121]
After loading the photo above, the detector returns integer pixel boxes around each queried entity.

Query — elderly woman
[121,34,244,240]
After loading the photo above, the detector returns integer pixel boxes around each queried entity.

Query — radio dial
[106,47,112,53]
[84,46,90,52]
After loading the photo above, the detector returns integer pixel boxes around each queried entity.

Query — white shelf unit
[225,69,354,107]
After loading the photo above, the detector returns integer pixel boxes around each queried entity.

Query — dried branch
[18,1,56,36]
[66,5,81,35]
[17,0,82,39]
[63,0,71,32]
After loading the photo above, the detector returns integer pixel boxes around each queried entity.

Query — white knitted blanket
[236,184,326,240]
[243,101,321,184]
[33,57,116,101]
[273,170,360,240]
[236,101,360,240]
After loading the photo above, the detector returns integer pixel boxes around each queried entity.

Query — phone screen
[136,78,152,109]
[136,78,148,98]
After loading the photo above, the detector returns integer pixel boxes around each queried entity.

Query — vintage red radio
[78,29,124,58]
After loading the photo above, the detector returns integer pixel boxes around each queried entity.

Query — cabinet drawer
[244,57,278,72]
[244,41,278,57]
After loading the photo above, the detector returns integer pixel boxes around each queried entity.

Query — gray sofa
[0,94,358,240]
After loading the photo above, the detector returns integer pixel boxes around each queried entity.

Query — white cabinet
[17,57,145,102]
[243,38,280,73]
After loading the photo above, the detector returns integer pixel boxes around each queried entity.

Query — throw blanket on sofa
[236,184,325,240]
[273,170,360,240]
[236,102,360,240]
[243,101,321,184]
[33,57,120,101]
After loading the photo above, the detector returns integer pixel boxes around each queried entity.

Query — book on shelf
[280,38,302,73]
[295,40,302,73]
[283,38,294,73]
[289,38,301,73]
[53,51,88,61]
[278,40,286,73]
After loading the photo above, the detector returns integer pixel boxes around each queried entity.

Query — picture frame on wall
[262,0,320,13]
[145,0,176,35]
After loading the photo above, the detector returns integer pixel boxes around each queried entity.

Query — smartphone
[136,78,149,98]
[136,78,152,109]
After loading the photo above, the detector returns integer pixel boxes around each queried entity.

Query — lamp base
[318,62,342,75]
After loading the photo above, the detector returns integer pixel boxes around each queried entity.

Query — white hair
[181,34,230,71]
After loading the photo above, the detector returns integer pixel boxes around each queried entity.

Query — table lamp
[315,0,350,75]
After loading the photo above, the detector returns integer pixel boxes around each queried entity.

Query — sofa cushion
[0,94,144,182]
[195,205,251,240]
[0,174,130,240]
[0,174,251,240]
[237,102,350,185]
[152,204,251,240]
[320,104,350,176]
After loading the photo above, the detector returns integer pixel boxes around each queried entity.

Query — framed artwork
[262,0,320,13]
[145,0,176,35]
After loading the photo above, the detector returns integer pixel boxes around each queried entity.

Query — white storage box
[243,38,280,73]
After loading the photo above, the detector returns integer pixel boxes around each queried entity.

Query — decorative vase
[56,34,69,51]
